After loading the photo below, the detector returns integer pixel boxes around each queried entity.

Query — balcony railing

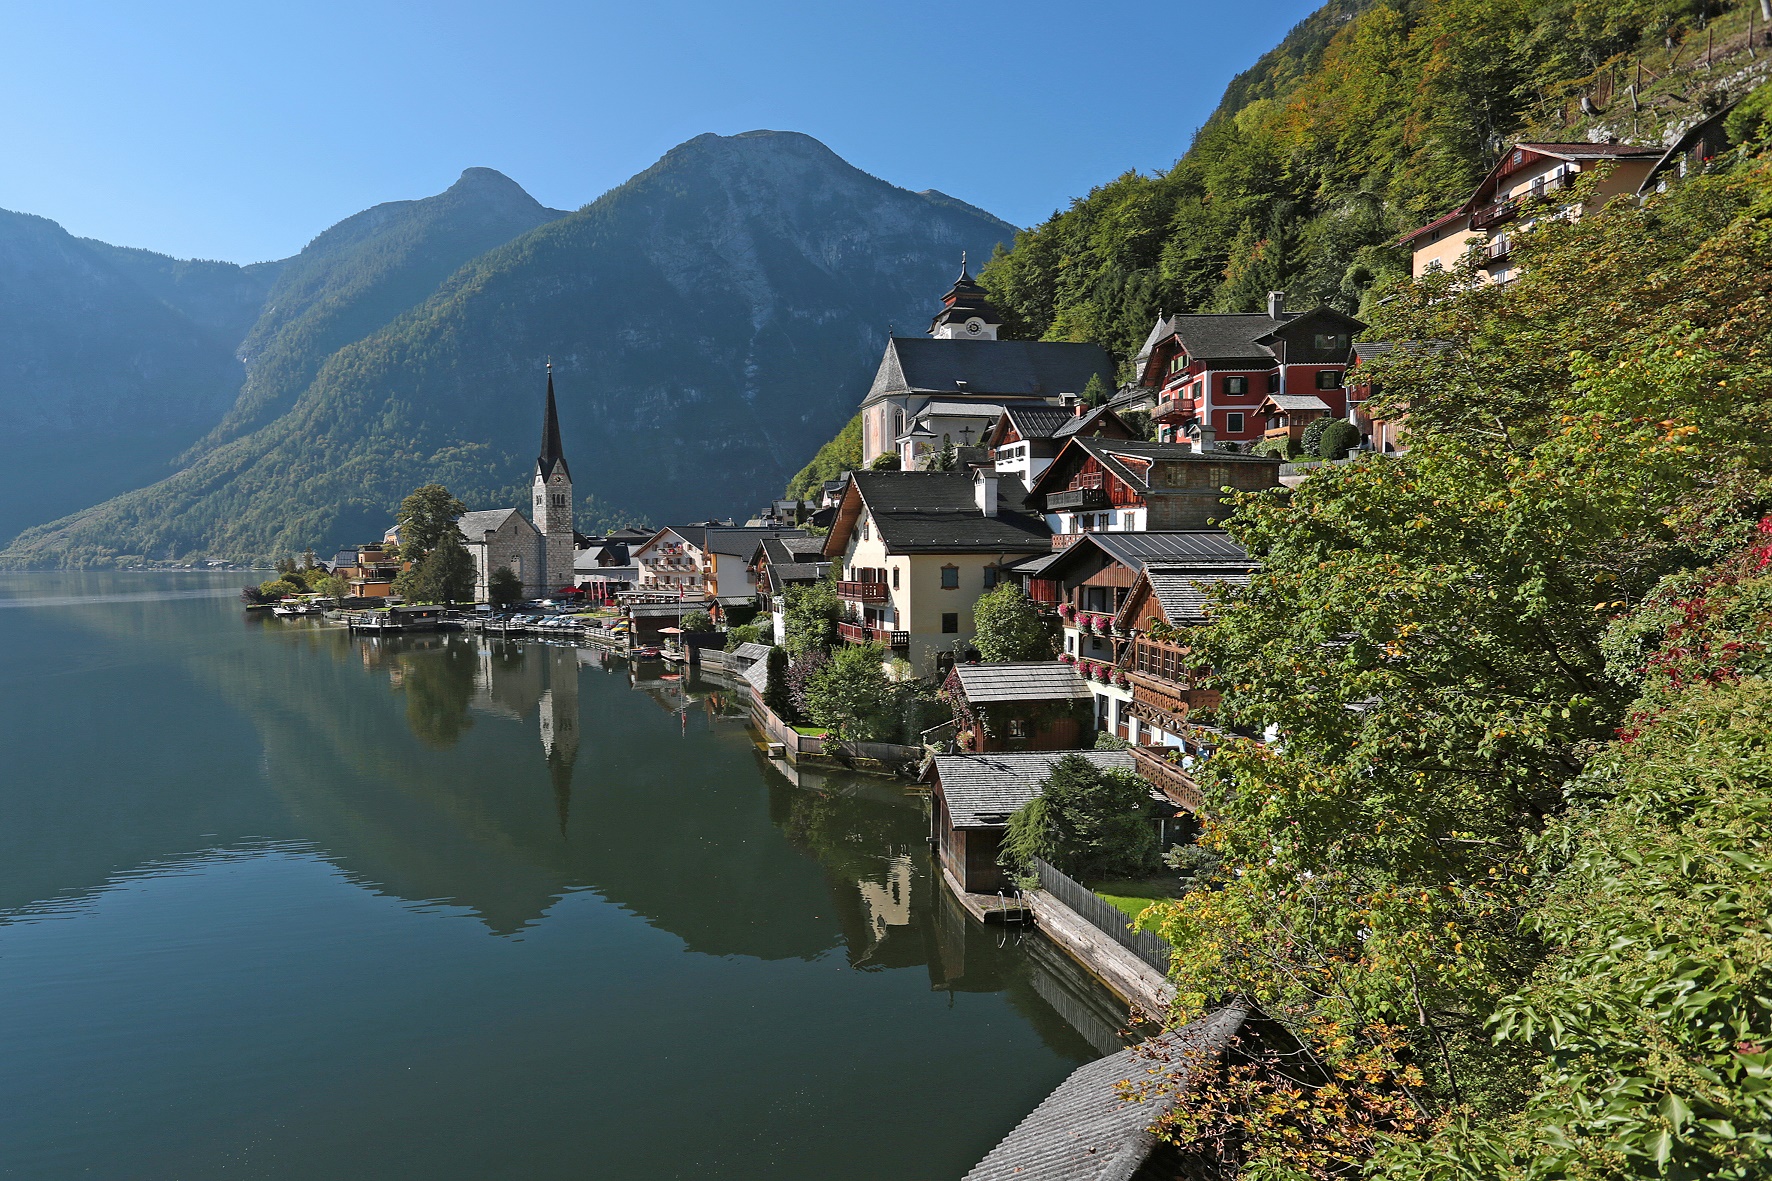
[1130,744,1203,812]
[1484,236,1511,261]
[1048,487,1110,511]
[1153,395,1194,422]
[837,621,909,647]
[1129,636,1198,683]
[1470,196,1518,231]
[836,580,888,602]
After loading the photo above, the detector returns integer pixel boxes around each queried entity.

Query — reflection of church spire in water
[537,646,581,837]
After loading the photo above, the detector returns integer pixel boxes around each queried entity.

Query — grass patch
[1090,876,1184,921]
[791,724,829,737]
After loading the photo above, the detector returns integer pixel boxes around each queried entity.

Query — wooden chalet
[1027,436,1282,543]
[1131,292,1365,449]
[981,402,1134,487]
[943,661,1094,753]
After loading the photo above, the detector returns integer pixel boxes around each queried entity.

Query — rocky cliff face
[3,131,1017,564]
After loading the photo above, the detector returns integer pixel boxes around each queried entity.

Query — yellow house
[823,470,1051,674]
[1401,141,1661,284]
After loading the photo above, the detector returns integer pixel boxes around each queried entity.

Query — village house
[1400,141,1661,284]
[1132,293,1365,450]
[858,263,1114,468]
[1026,531,1254,736]
[926,749,1136,895]
[328,541,404,599]
[822,469,1051,672]
[982,403,1135,487]
[943,661,1094,753]
[749,535,830,641]
[631,524,808,615]
[1028,434,1283,543]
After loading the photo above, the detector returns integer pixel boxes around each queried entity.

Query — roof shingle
[951,661,1091,705]
[933,749,1134,828]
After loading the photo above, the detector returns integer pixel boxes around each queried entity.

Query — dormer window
[1314,333,1345,351]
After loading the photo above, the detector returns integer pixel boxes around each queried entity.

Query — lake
[0,572,1124,1180]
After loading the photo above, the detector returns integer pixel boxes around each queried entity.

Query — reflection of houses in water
[856,853,914,944]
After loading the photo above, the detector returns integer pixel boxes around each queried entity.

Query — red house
[1132,292,1366,450]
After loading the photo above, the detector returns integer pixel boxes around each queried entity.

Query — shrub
[488,565,524,609]
[680,610,715,633]
[804,643,898,741]
[1299,417,1331,457]
[999,754,1161,880]
[782,579,839,656]
[1318,419,1360,459]
[869,453,900,471]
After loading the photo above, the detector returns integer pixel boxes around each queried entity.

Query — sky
[0,0,1322,264]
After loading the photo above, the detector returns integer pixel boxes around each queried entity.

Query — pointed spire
[959,250,969,279]
[537,360,570,481]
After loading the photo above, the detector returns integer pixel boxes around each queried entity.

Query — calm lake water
[0,572,1123,1180]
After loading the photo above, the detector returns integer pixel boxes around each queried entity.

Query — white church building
[457,366,577,602]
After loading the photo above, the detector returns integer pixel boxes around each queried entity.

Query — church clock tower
[533,363,575,594]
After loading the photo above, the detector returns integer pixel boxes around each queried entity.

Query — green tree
[680,610,714,633]
[396,484,467,564]
[762,646,794,720]
[257,577,302,599]
[781,578,839,656]
[972,584,1055,662]
[804,643,898,742]
[1081,372,1110,408]
[785,413,861,501]
[403,525,474,603]
[999,754,1160,880]
[488,565,524,609]
[922,440,958,471]
[310,572,348,603]
[1299,416,1331,457]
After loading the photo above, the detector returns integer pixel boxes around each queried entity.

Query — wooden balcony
[836,580,887,602]
[1153,394,1195,423]
[1470,196,1518,231]
[1130,744,1203,812]
[1127,669,1220,730]
[1047,486,1110,512]
[837,621,909,647]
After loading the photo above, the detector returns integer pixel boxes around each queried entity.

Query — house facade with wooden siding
[1028,437,1283,543]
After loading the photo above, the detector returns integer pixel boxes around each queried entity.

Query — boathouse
[926,749,1135,895]
[943,661,1094,752]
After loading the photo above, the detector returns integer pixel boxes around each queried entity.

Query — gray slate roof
[743,656,770,695]
[848,471,1050,553]
[951,661,1091,705]
[1034,438,1281,499]
[1084,531,1250,570]
[1146,565,1252,624]
[869,337,1113,401]
[456,508,529,540]
[961,1007,1252,1181]
[701,526,806,558]
[1002,404,1077,440]
[934,749,1134,828]
[1264,394,1332,412]
[730,642,773,666]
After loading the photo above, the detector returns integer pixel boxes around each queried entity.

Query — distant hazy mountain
[4,131,1016,565]
[0,211,256,541]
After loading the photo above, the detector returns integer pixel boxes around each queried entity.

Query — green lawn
[791,724,829,737]
[1090,877,1184,921]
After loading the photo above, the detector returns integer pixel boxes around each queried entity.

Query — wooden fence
[1032,857,1173,974]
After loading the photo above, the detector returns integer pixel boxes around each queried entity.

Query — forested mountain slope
[2,131,1017,565]
[0,211,254,540]
[981,0,1771,370]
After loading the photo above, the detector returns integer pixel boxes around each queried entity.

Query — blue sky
[0,1,1321,264]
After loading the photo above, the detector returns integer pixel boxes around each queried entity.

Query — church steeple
[929,253,1002,340]
[537,362,570,482]
[532,362,575,593]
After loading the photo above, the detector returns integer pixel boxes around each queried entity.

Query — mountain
[203,166,568,447]
[2,131,1017,565]
[0,211,256,541]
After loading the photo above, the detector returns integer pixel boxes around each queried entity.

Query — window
[860,516,869,541]
[1007,717,1028,739]
[1267,371,1281,393]
[1316,369,1343,390]
[940,565,959,589]
[941,612,959,634]
[1313,333,1344,351]
[983,566,998,589]
[1223,375,1247,396]
[1226,412,1245,433]
[891,566,899,590]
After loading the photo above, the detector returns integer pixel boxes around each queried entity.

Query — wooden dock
[939,864,1032,925]
[1024,889,1175,1016]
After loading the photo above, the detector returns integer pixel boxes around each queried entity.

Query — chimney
[1191,423,1216,455]
[974,470,999,517]
[1267,291,1286,319]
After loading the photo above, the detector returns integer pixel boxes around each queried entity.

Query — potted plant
[1059,652,1076,664]
[1060,603,1077,622]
